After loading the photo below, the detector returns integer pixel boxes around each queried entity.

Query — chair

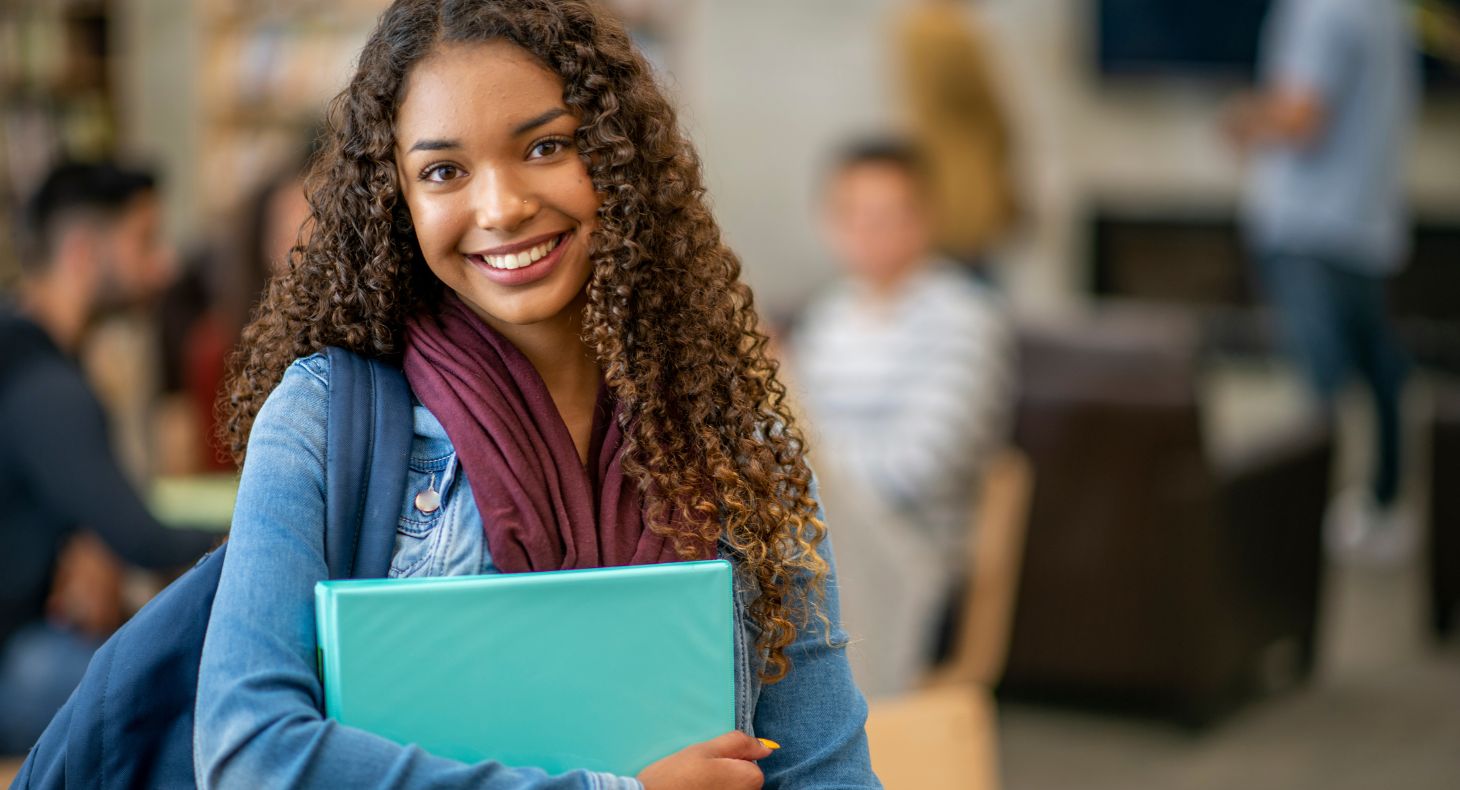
[1000,308,1332,723]
[865,684,1000,790]
[924,449,1035,690]
[863,449,1033,790]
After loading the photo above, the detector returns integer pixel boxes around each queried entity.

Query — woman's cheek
[411,197,465,259]
[544,162,600,217]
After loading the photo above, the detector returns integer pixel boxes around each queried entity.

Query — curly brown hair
[220,0,829,682]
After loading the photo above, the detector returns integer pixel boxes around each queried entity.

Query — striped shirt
[790,264,1015,573]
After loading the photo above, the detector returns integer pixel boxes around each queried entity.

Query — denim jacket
[194,353,881,789]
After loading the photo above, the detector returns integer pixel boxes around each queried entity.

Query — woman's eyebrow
[511,107,570,136]
[407,138,461,153]
[404,108,569,153]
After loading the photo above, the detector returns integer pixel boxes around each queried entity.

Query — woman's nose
[472,169,539,233]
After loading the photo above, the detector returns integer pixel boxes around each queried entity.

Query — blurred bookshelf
[1,0,389,280]
[192,0,387,224]
[0,0,118,282]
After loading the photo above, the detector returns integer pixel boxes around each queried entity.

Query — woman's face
[395,40,600,329]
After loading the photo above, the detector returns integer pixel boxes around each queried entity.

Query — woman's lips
[465,231,572,287]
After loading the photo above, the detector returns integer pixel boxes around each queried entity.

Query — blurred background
[2,1,1459,788]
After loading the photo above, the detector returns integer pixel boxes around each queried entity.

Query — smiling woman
[201,1,880,789]
[395,41,600,332]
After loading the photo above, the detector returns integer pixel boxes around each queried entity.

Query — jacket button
[414,487,441,513]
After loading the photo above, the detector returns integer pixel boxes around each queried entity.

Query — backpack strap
[323,347,413,580]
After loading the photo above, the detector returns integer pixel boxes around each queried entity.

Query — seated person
[0,162,216,752]
[787,139,1015,696]
[157,138,316,474]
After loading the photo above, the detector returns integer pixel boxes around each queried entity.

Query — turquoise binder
[314,559,735,776]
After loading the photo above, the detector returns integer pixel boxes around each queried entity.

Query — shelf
[193,1,387,217]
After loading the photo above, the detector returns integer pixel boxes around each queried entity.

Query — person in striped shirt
[787,139,1015,696]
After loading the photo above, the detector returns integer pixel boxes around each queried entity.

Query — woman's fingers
[693,730,775,761]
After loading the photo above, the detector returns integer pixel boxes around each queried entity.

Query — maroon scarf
[402,294,704,572]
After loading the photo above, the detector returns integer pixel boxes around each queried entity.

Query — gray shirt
[790,264,1014,574]
[1244,0,1419,272]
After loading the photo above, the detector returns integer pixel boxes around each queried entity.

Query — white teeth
[479,234,562,270]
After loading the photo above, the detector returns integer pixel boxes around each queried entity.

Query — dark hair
[824,136,931,193]
[221,0,830,683]
[23,161,156,271]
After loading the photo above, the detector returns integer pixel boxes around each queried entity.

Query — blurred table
[149,474,240,533]
[865,684,1000,790]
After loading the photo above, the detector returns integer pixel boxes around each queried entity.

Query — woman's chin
[450,283,586,330]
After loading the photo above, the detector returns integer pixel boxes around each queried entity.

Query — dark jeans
[0,623,101,753]
[1256,251,1408,506]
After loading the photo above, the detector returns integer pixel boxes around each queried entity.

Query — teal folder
[314,560,734,776]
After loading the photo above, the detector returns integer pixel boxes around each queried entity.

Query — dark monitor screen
[1096,0,1459,90]
[1096,0,1272,79]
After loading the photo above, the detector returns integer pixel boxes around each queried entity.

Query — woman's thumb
[699,731,776,761]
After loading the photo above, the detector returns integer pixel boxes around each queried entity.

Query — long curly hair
[220,0,828,682]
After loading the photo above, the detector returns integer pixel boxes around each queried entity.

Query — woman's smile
[464,229,574,286]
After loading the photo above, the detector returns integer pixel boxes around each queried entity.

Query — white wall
[676,0,899,318]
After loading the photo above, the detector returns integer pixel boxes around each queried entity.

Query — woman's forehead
[396,40,568,140]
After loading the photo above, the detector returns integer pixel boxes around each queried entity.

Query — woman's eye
[421,164,462,182]
[529,139,570,159]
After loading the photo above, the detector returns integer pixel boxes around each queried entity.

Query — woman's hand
[637,731,775,790]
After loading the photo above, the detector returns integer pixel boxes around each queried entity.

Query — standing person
[0,162,216,752]
[893,0,1020,270]
[195,2,880,788]
[1227,0,1420,560]
[787,140,1014,696]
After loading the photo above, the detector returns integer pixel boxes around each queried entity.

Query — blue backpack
[13,348,413,789]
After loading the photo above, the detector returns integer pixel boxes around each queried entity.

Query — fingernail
[758,738,781,750]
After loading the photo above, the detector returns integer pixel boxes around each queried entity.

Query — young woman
[195,2,880,788]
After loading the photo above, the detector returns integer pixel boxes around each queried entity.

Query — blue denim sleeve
[754,487,882,789]
[194,355,641,790]
[1272,0,1354,103]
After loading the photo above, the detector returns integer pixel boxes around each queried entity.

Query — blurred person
[788,140,1014,695]
[157,148,315,473]
[894,0,1020,271]
[1226,0,1420,562]
[0,161,216,752]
